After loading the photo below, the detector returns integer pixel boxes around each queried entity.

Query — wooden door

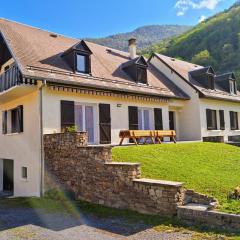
[99,104,111,144]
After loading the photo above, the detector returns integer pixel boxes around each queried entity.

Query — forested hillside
[86,25,191,52]
[141,1,240,84]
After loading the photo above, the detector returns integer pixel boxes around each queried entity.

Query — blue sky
[0,0,236,38]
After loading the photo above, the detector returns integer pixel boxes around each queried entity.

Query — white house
[150,53,240,142]
[0,19,188,197]
[0,19,239,198]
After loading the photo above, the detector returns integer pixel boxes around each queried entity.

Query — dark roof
[215,72,236,82]
[121,56,148,69]
[154,53,240,103]
[0,18,188,100]
[189,66,215,77]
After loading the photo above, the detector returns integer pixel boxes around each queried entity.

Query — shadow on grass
[0,196,240,239]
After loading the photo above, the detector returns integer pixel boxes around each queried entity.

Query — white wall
[150,56,202,141]
[42,87,174,145]
[0,91,41,197]
[200,98,240,141]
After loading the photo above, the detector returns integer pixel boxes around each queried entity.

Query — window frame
[219,110,225,130]
[74,102,97,144]
[230,111,239,130]
[2,105,23,135]
[206,109,218,130]
[21,167,28,180]
[136,66,147,84]
[208,75,215,90]
[75,53,90,74]
[229,80,237,95]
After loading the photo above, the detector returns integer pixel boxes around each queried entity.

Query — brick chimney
[128,38,137,59]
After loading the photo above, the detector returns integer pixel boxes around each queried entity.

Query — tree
[191,50,217,67]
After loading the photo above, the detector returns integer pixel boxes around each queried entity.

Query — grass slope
[112,143,240,213]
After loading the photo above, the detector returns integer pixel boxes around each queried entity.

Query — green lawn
[112,143,240,214]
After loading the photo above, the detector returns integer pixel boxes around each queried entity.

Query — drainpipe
[38,80,46,197]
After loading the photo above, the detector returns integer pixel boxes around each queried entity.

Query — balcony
[0,65,22,93]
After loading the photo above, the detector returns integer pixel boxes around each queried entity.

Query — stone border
[178,204,240,232]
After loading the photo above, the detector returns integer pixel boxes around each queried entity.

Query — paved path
[0,207,193,240]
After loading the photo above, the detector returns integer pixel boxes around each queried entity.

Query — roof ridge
[0,18,131,56]
[155,53,202,67]
[0,18,79,41]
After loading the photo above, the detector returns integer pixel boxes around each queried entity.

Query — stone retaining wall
[44,133,184,216]
[178,205,240,232]
[44,132,240,231]
[184,189,218,208]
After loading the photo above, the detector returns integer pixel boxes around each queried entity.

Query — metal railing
[0,65,22,93]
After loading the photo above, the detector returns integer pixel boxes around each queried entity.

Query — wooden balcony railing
[0,65,22,93]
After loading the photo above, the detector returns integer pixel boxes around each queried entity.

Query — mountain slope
[86,25,191,52]
[141,2,240,84]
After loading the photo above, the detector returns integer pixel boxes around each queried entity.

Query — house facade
[0,19,188,197]
[150,54,240,142]
[0,19,239,198]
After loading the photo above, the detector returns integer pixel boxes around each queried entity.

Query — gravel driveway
[0,207,193,240]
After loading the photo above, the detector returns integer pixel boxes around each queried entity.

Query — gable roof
[153,53,240,103]
[0,19,188,100]
[215,72,236,82]
[62,40,93,56]
[121,56,148,69]
[189,66,215,77]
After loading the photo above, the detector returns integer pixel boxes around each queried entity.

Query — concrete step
[179,203,209,211]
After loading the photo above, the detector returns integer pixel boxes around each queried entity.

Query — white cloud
[199,15,207,22]
[177,11,185,16]
[175,0,221,16]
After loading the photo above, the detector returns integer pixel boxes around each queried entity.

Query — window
[138,108,151,130]
[2,105,23,134]
[230,111,239,130]
[75,104,95,143]
[208,75,215,90]
[76,54,89,73]
[137,67,147,84]
[219,110,225,130]
[21,167,28,179]
[206,109,217,130]
[229,80,237,95]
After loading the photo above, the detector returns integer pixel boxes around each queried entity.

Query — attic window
[137,66,147,84]
[62,40,92,74]
[122,56,148,84]
[76,54,89,73]
[208,75,215,90]
[229,80,237,94]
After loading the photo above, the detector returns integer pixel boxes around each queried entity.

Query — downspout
[38,80,47,197]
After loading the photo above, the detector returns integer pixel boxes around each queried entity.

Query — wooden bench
[119,130,176,146]
[154,130,176,144]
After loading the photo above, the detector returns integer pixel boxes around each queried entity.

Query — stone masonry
[44,132,240,232]
[44,132,184,216]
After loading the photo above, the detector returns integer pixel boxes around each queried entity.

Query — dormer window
[137,66,147,84]
[76,54,89,74]
[229,80,237,95]
[215,73,237,94]
[189,66,215,90]
[62,40,92,74]
[208,75,215,90]
[122,56,148,84]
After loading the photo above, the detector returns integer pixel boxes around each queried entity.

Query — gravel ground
[0,207,193,240]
